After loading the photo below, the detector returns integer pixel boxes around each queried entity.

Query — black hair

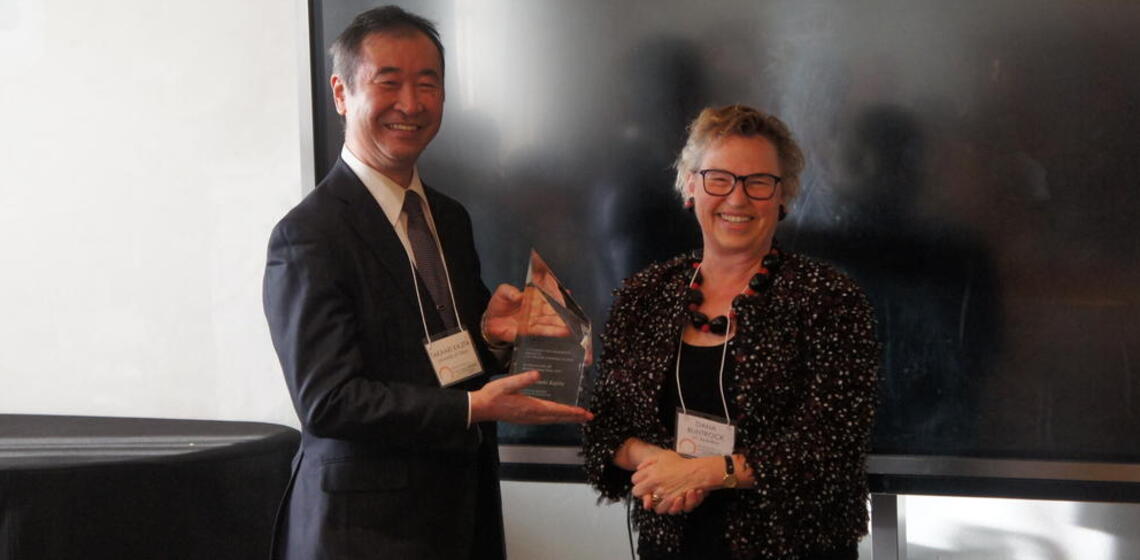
[329,5,444,89]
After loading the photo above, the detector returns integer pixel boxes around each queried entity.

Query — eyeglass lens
[702,170,778,199]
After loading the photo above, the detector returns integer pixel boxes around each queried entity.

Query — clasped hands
[630,449,719,516]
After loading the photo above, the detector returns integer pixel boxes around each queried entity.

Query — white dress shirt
[341,145,438,267]
[340,146,478,427]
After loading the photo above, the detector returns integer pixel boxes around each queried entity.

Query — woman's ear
[683,172,698,198]
[682,174,698,210]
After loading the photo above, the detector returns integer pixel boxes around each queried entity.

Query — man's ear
[330,74,348,116]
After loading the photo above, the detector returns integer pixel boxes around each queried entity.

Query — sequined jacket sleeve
[728,257,879,556]
[582,261,675,501]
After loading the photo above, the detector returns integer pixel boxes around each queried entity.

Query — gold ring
[650,493,663,505]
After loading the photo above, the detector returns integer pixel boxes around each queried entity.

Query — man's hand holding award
[499,250,592,407]
[474,249,593,423]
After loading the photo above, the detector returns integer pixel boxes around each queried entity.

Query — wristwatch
[721,455,737,489]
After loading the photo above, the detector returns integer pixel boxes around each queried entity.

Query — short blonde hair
[673,105,805,202]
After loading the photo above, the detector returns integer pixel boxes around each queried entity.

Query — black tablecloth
[0,414,299,560]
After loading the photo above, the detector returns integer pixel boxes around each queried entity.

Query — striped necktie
[402,191,457,331]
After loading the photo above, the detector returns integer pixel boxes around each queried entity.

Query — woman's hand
[631,451,721,515]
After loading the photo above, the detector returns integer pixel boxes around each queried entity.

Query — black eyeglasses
[696,169,782,200]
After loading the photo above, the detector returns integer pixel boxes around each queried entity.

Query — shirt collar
[341,145,428,226]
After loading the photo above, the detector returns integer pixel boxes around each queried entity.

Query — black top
[656,342,735,558]
[659,341,734,434]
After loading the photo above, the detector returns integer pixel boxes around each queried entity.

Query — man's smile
[385,123,420,131]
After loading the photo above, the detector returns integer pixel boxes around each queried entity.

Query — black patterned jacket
[583,251,880,559]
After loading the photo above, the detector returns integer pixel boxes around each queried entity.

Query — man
[263,6,592,559]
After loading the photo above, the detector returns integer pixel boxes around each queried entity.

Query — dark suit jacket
[263,159,505,559]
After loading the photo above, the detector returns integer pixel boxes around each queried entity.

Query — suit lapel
[323,159,419,304]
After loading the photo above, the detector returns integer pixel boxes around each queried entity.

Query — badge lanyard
[674,263,732,423]
[404,194,483,388]
[671,264,737,458]
[403,195,464,342]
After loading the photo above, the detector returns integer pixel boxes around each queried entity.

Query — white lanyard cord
[406,256,434,342]
[675,264,732,422]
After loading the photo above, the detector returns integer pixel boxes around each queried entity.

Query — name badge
[674,408,735,458]
[424,329,484,387]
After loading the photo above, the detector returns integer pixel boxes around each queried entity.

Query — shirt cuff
[481,312,513,365]
[466,392,473,428]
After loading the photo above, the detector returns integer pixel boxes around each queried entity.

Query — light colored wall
[0,2,1135,559]
[502,481,631,559]
[0,0,300,426]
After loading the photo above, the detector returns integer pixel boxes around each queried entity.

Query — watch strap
[721,455,737,489]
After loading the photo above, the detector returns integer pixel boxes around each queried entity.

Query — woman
[583,105,879,559]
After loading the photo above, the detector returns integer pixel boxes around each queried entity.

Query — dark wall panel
[310,0,1140,463]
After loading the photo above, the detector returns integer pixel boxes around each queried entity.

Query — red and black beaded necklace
[685,244,783,335]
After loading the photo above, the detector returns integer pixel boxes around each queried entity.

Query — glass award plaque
[508,250,592,406]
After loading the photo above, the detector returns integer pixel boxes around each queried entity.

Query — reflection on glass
[509,250,592,406]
